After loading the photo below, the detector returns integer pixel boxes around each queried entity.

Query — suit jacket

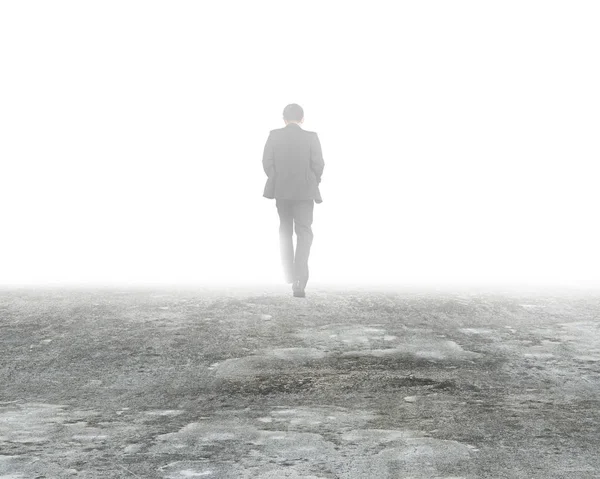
[262,123,324,203]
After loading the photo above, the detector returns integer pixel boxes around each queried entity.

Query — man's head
[283,104,304,124]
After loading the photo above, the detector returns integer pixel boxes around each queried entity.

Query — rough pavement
[1,287,599,478]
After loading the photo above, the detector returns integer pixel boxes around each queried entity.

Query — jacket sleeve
[310,132,324,183]
[262,132,275,177]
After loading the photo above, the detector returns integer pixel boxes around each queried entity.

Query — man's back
[263,123,324,203]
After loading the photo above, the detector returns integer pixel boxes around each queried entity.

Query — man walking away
[262,104,325,298]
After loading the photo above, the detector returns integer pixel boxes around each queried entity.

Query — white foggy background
[1,1,599,288]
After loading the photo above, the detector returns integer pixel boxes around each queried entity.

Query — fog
[1,1,598,288]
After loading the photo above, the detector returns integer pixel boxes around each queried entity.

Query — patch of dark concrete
[217,373,319,396]
[215,370,477,397]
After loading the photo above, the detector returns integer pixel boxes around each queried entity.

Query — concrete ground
[1,286,599,478]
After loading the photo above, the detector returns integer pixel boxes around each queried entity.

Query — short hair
[283,104,304,122]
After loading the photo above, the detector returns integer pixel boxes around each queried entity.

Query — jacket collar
[285,123,302,129]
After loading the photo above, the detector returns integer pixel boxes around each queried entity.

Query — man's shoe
[292,281,306,298]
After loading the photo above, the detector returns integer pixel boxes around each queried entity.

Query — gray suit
[262,123,324,203]
[262,123,325,289]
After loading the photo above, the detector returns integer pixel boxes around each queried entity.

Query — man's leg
[293,200,314,291]
[276,199,295,283]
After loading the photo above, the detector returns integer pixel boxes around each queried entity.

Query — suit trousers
[276,199,314,289]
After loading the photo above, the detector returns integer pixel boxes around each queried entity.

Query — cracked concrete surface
[1,287,600,478]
